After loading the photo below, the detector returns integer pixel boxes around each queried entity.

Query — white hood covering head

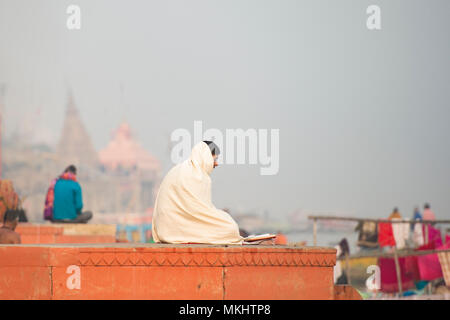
[152,141,243,244]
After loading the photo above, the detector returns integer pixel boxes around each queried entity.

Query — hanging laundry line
[307,215,450,246]
[308,215,450,295]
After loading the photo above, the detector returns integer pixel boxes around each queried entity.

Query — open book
[243,233,277,243]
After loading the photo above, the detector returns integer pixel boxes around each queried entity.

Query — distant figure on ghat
[0,210,21,244]
[152,141,243,244]
[44,165,93,223]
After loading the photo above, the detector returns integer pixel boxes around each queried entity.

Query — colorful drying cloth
[412,223,424,247]
[379,256,415,293]
[437,243,450,286]
[416,242,443,281]
[378,222,396,247]
[404,255,421,282]
[43,172,77,221]
[422,224,443,248]
[417,253,442,281]
[391,218,410,249]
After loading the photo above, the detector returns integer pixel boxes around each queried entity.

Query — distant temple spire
[56,91,98,168]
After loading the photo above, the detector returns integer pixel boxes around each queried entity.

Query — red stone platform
[15,223,117,244]
[0,244,361,300]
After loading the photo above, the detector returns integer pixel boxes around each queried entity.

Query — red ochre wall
[0,244,361,300]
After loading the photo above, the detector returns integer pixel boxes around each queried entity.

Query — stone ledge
[0,244,342,299]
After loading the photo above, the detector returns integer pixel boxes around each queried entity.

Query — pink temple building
[99,122,160,174]
[97,122,161,215]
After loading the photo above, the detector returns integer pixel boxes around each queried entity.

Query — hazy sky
[1,0,449,219]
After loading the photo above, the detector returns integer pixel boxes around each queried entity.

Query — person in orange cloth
[0,210,21,244]
[275,231,288,245]
[388,207,402,220]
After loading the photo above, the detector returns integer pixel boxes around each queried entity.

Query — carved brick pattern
[78,250,336,267]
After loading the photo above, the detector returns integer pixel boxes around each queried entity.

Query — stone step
[15,223,117,244]
[0,244,358,300]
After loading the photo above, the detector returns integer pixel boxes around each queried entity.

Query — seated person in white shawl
[152,141,244,244]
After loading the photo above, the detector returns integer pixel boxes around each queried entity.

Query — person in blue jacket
[411,206,422,231]
[52,165,92,223]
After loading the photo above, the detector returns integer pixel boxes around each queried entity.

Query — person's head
[424,203,430,210]
[3,210,19,230]
[239,228,249,237]
[64,165,77,175]
[393,207,398,213]
[203,141,220,168]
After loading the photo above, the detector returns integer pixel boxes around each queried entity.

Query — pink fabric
[446,235,450,245]
[422,224,443,248]
[379,257,415,293]
[417,253,443,281]
[416,241,444,281]
[404,256,421,282]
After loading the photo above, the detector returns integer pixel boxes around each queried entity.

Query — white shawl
[152,141,243,244]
